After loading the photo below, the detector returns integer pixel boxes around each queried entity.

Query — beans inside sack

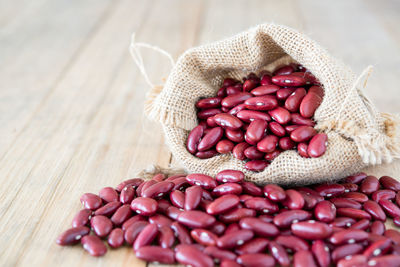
[57,170,400,266]
[187,64,326,172]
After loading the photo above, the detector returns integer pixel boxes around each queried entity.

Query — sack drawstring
[129,33,175,88]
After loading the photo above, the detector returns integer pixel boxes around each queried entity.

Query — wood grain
[0,0,399,266]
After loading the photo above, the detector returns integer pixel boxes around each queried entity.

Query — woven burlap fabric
[144,23,400,186]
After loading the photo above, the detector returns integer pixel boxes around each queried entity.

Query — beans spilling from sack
[186,64,326,172]
[57,170,400,266]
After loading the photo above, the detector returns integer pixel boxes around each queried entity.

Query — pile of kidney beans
[186,64,327,172]
[56,170,400,266]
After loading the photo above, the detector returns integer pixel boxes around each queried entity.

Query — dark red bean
[185,185,202,210]
[124,221,148,244]
[110,204,131,225]
[244,197,278,214]
[264,149,281,161]
[190,229,218,246]
[257,135,278,153]
[245,119,268,145]
[81,235,107,257]
[291,113,316,126]
[120,185,135,204]
[273,210,312,228]
[244,95,278,111]
[186,173,217,190]
[171,222,192,244]
[363,238,392,259]
[314,183,345,197]
[204,246,237,262]
[219,208,256,224]
[213,183,242,196]
[196,97,222,109]
[337,208,371,220]
[237,253,275,267]
[311,240,331,267]
[379,199,400,218]
[360,175,380,195]
[272,74,307,87]
[285,87,307,112]
[216,170,244,183]
[370,221,385,235]
[130,197,157,216]
[314,201,336,223]
[263,184,286,201]
[269,107,291,125]
[197,108,222,120]
[90,215,113,238]
[56,226,90,246]
[107,228,124,248]
[274,65,294,75]
[187,125,204,154]
[197,127,223,152]
[342,183,359,192]
[239,217,279,237]
[291,220,332,240]
[236,237,269,255]
[251,85,280,96]
[341,192,369,203]
[330,198,363,209]
[332,244,364,263]
[275,235,310,252]
[216,139,235,154]
[236,110,271,122]
[206,194,240,215]
[337,255,367,267]
[380,176,400,191]
[241,181,263,196]
[297,142,309,158]
[170,190,185,209]
[243,79,259,92]
[244,146,264,160]
[329,229,369,245]
[300,91,322,118]
[148,214,172,227]
[177,210,216,228]
[290,126,317,142]
[267,121,285,137]
[98,187,119,203]
[137,180,156,196]
[268,241,290,266]
[372,189,396,202]
[367,255,400,266]
[279,137,295,150]
[222,92,253,108]
[363,200,386,221]
[330,217,356,228]
[175,244,213,267]
[121,215,145,231]
[282,189,304,210]
[244,160,269,172]
[135,246,175,264]
[133,223,158,251]
[195,149,218,159]
[214,113,243,130]
[116,178,144,192]
[260,74,272,86]
[344,172,368,184]
[80,193,102,210]
[277,88,295,100]
[307,133,328,157]
[72,209,92,227]
[209,221,226,236]
[349,219,370,230]
[228,103,246,116]
[232,142,250,160]
[223,78,238,87]
[158,225,175,248]
[293,250,317,267]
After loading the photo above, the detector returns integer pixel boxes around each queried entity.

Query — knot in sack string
[129,33,175,88]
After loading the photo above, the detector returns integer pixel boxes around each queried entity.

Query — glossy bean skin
[186,173,217,190]
[216,139,235,154]
[111,204,132,226]
[177,210,216,228]
[332,244,364,263]
[290,126,317,142]
[72,209,92,227]
[285,87,307,112]
[341,192,369,203]
[245,119,268,145]
[367,255,400,266]
[196,97,222,109]
[80,193,102,210]
[379,199,400,218]
[282,189,305,210]
[268,121,286,136]
[236,237,269,255]
[291,220,332,240]
[312,240,331,267]
[90,215,113,238]
[307,133,328,157]
[269,107,291,125]
[372,190,396,202]
[216,170,244,183]
[120,185,135,204]
[293,250,317,267]
[251,85,280,96]
[206,194,240,215]
[279,137,295,150]
[257,135,278,153]
[371,221,386,235]
[337,255,367,267]
[222,92,253,108]
[360,175,380,195]
[337,208,371,220]
[124,221,149,245]
[244,95,278,111]
[232,142,250,160]
[185,185,202,210]
[380,176,400,191]
[219,208,256,224]
[197,127,224,152]
[187,125,204,154]
[204,246,237,261]
[81,235,107,257]
[329,229,369,245]
[175,244,214,267]
[300,91,322,118]
[158,225,175,248]
[244,160,269,172]
[130,197,157,216]
[314,184,345,198]
[133,223,158,251]
[56,226,90,245]
[273,210,312,228]
[214,113,244,130]
[171,222,192,244]
[244,197,278,214]
[275,235,310,252]
[195,149,218,159]
[237,253,275,267]
[217,229,254,249]
[122,215,145,231]
[239,217,279,237]
[99,187,119,203]
[197,108,222,120]
[268,241,290,267]
[213,183,243,197]
[107,228,124,248]
[135,246,175,264]
[291,113,316,126]
[236,110,271,122]
[277,88,295,100]
[314,201,336,223]
[363,200,386,221]
[190,229,218,246]
[272,74,307,87]
[330,198,362,209]
[116,178,144,192]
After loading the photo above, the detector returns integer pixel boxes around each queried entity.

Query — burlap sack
[137,23,400,186]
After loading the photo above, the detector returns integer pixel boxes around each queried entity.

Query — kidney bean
[175,244,213,267]
[116,178,144,192]
[119,185,135,204]
[274,65,294,75]
[367,255,400,266]
[170,222,192,244]
[186,173,217,190]
[244,160,269,172]
[276,88,294,100]
[337,255,367,267]
[80,193,102,210]
[250,84,280,96]
[190,229,218,246]
[223,78,238,87]
[81,235,107,257]
[363,200,386,221]
[330,198,362,209]
[244,146,264,160]
[329,229,369,245]
[241,181,263,196]
[217,86,227,97]
[330,217,356,228]
[130,197,157,216]
[237,253,275,267]
[239,217,279,237]
[155,225,174,249]
[197,108,222,120]
[204,246,237,262]
[216,139,234,154]
[264,149,282,161]
[177,210,216,228]
[332,244,364,263]
[396,192,400,207]
[299,91,322,118]
[244,95,278,111]
[312,240,331,267]
[372,189,396,202]
[149,214,172,227]
[290,126,317,142]
[314,183,345,197]
[90,215,113,238]
[279,137,295,150]
[124,221,148,244]
[276,235,310,251]
[135,246,175,264]
[364,238,392,259]
[282,189,305,210]
[245,119,268,145]
[380,176,400,191]
[257,135,278,153]
[370,221,385,235]
[197,127,223,152]
[152,173,166,182]
[266,241,290,266]
[272,74,306,87]
[213,183,242,196]
[291,220,332,240]
[219,208,256,223]
[214,113,243,130]
[268,107,291,125]
[228,104,246,117]
[107,228,124,248]
[72,209,92,227]
[344,173,367,185]
[221,92,252,108]
[169,190,184,209]
[385,229,400,245]
[56,226,90,245]
[244,197,278,214]
[133,223,158,251]
[196,97,222,109]
[184,185,202,210]
[243,78,258,92]
[206,194,240,215]
[341,192,369,203]
[202,190,214,201]
[262,184,285,201]
[272,210,311,228]
[215,170,244,183]
[359,175,380,195]
[291,113,316,126]
[295,142,308,158]
[121,215,145,231]
[293,250,317,267]
[337,208,371,220]
[224,223,240,235]
[110,204,131,225]
[379,199,400,218]
[342,183,359,192]
[137,180,157,197]
[232,142,250,160]
[285,87,307,112]
[187,125,204,154]
[307,133,327,157]
[299,191,318,209]
[98,187,119,203]
[236,237,269,255]
[350,219,370,230]
[285,124,301,133]
[266,122,285,138]
[236,110,271,123]
[314,201,336,223]
[260,73,272,86]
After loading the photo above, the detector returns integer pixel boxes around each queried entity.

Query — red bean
[342,183,359,192]
[257,135,278,153]
[237,253,275,267]
[56,226,90,245]
[157,225,175,248]
[349,219,370,230]
[363,200,386,221]
[314,183,345,197]
[149,214,172,227]
[272,74,307,87]
[121,215,145,231]
[363,238,392,259]
[293,250,317,267]
[330,198,362,209]
[110,204,132,225]
[197,127,223,151]
[290,126,317,142]
[337,208,371,220]
[291,220,332,240]
[232,142,250,160]
[385,229,400,245]
[300,91,322,118]
[277,88,295,100]
[273,210,312,228]
[197,108,222,120]
[330,217,356,228]
[379,199,400,218]
[244,95,278,111]
[244,197,279,214]
[175,244,214,267]
[196,97,222,109]
[274,65,294,75]
[241,181,263,196]
[186,173,217,190]
[216,170,244,183]
[297,143,309,158]
[107,228,124,248]
[314,201,336,223]
[291,113,316,126]
[90,215,113,238]
[372,189,396,202]
[251,85,280,96]
[133,223,158,251]
[131,197,157,216]
[285,87,307,112]
[206,194,240,215]
[279,137,296,150]
[243,79,258,92]
[260,74,272,86]
[312,240,331,267]
[204,245,237,262]
[380,176,400,191]
[219,208,256,223]
[120,185,135,204]
[135,246,175,264]
[222,92,253,108]
[337,255,367,267]
[81,235,107,256]
[269,107,291,125]
[185,185,202,210]
[268,121,286,136]
[80,193,102,210]
[332,244,364,263]
[171,222,192,244]
[170,190,185,209]
[190,229,218,246]
[368,255,400,266]
[137,180,156,196]
[72,209,92,227]
[187,125,204,154]
[213,183,243,196]
[124,221,148,244]
[264,149,281,161]
[341,192,369,203]
[236,237,269,255]
[282,189,305,210]
[116,178,144,192]
[216,139,235,153]
[99,187,119,203]
[239,217,279,237]
[329,229,369,245]
[360,175,380,195]
[276,235,310,251]
[214,113,243,130]
[177,210,216,228]
[370,221,386,235]
[307,133,328,157]
[236,110,271,122]
[244,160,269,172]
[245,119,268,145]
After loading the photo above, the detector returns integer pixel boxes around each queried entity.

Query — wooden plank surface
[0,0,399,266]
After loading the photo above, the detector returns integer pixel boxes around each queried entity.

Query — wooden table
[1,0,399,266]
